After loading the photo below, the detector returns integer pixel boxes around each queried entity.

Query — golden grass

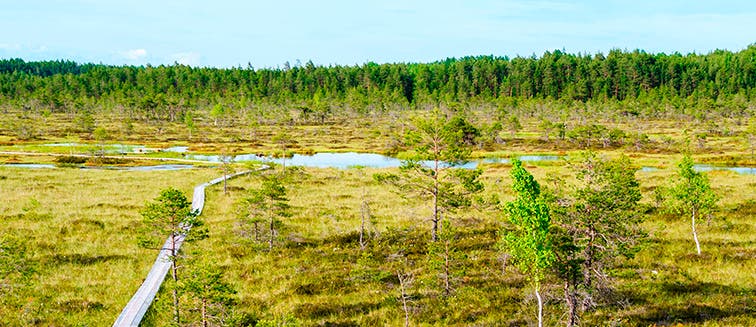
[1,107,755,326]
[137,164,756,326]
[0,167,220,325]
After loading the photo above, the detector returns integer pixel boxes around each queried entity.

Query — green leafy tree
[245,175,291,251]
[550,153,645,325]
[235,194,266,243]
[184,110,196,139]
[664,155,719,255]
[218,149,235,195]
[139,187,202,325]
[74,109,95,133]
[182,261,237,327]
[501,159,553,327]
[210,103,226,127]
[375,109,483,241]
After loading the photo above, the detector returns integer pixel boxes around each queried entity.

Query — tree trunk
[692,207,701,255]
[170,234,180,325]
[536,285,544,327]
[398,272,411,327]
[359,200,366,251]
[431,158,440,242]
[223,172,228,194]
[565,281,577,327]
[269,211,274,251]
[201,297,208,327]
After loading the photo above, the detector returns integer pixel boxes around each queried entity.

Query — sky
[1,0,754,68]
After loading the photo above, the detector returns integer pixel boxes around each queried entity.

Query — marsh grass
[134,165,755,326]
[0,167,220,325]
[1,107,755,326]
[3,110,756,163]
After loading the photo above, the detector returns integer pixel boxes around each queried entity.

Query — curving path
[113,168,264,326]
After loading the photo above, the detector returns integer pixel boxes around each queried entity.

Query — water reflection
[186,152,563,169]
[2,163,57,169]
[693,164,756,175]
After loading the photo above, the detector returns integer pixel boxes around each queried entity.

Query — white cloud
[171,52,200,66]
[122,48,147,60]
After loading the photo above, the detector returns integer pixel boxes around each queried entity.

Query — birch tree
[665,155,719,255]
[501,159,553,327]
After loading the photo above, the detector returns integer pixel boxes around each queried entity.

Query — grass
[1,108,755,326]
[2,109,756,165]
[137,164,754,326]
[0,167,219,326]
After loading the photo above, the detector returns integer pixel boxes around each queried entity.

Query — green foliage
[569,153,645,260]
[501,159,553,286]
[74,110,95,133]
[567,124,627,148]
[93,127,108,142]
[210,103,226,126]
[549,153,645,322]
[138,187,201,250]
[54,156,87,165]
[375,109,483,241]
[4,47,755,117]
[663,155,720,255]
[505,115,522,137]
[403,109,472,163]
[181,259,237,326]
[243,174,291,250]
[665,155,719,217]
[426,219,465,297]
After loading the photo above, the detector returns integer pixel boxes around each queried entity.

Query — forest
[1,45,755,117]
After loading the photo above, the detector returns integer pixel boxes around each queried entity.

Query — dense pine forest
[1,46,755,120]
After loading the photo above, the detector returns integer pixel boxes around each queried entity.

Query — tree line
[0,46,754,118]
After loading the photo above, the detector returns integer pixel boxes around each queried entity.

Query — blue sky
[1,0,754,68]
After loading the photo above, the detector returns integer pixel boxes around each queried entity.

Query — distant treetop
[1,45,754,107]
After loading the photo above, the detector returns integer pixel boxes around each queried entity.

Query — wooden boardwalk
[113,169,260,326]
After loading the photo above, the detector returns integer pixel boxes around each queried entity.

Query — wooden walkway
[113,169,261,326]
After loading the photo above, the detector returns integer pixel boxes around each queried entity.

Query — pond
[693,164,756,175]
[2,163,57,169]
[6,145,756,174]
[185,152,564,169]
